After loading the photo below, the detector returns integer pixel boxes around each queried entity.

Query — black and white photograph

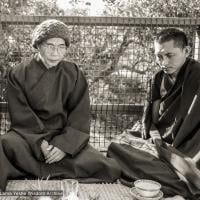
[0,0,200,199]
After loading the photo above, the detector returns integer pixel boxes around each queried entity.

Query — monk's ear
[37,44,42,50]
[184,46,191,57]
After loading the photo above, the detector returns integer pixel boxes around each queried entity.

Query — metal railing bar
[1,15,200,27]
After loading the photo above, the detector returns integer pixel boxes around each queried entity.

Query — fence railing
[1,15,200,26]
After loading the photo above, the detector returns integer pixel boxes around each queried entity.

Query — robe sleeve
[142,74,160,139]
[7,66,45,160]
[50,66,90,157]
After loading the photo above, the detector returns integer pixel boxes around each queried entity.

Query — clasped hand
[41,140,66,164]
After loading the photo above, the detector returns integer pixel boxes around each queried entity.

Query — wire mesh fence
[1,15,200,151]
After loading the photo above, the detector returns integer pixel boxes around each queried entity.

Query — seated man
[107,28,200,199]
[0,19,121,191]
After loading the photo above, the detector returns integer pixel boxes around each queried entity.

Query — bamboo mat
[3,180,133,200]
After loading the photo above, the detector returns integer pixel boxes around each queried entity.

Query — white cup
[61,179,79,200]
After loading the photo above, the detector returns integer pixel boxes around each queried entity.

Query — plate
[130,187,163,200]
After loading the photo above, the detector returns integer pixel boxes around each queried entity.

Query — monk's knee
[1,132,28,156]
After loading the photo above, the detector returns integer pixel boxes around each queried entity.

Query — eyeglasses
[43,43,67,53]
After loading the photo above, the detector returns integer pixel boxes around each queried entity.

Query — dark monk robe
[108,58,200,199]
[0,54,121,191]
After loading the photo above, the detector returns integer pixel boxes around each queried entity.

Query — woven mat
[3,180,133,200]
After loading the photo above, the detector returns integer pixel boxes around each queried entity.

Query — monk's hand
[45,146,66,164]
[41,140,50,158]
[150,130,162,145]
[141,130,148,139]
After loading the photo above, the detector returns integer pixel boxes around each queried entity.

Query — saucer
[130,187,163,200]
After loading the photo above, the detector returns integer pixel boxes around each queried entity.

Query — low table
[3,180,133,200]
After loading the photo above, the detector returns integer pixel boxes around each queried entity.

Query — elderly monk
[107,28,200,199]
[0,19,120,191]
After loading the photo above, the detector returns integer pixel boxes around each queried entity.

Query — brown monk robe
[107,58,200,199]
[0,55,121,191]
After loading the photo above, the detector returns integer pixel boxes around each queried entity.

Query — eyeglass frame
[42,42,67,53]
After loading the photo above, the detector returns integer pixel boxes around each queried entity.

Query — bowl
[134,179,161,198]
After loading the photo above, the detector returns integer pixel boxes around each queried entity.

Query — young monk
[0,19,121,191]
[108,28,200,199]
